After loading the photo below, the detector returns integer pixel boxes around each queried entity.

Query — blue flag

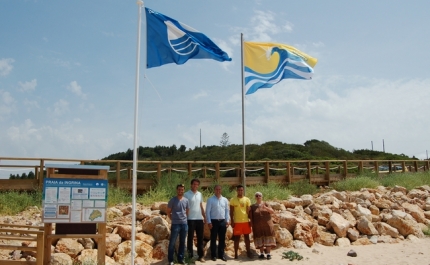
[145,7,232,68]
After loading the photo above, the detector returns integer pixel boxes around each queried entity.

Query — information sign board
[42,178,108,223]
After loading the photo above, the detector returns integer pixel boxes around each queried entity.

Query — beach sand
[152,237,430,265]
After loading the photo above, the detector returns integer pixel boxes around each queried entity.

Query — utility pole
[200,129,201,148]
[383,139,385,153]
[371,141,373,151]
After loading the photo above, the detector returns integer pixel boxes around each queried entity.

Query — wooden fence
[0,157,429,191]
[0,224,44,265]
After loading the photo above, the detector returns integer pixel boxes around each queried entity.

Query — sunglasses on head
[255,195,262,197]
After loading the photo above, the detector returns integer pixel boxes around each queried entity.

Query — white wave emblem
[165,21,198,56]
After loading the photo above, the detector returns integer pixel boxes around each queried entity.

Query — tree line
[102,139,412,162]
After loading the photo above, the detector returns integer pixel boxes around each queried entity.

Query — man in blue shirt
[184,178,206,262]
[167,184,189,265]
[206,185,230,262]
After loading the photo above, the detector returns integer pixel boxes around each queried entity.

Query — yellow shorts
[233,222,251,235]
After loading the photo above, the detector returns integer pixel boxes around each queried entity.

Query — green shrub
[0,190,42,215]
[107,187,132,206]
[287,180,318,196]
[378,172,430,190]
[331,176,380,191]
[245,182,291,201]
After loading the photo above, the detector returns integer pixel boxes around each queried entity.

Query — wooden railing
[0,157,429,191]
[0,224,44,265]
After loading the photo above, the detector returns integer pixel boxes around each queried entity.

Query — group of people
[166,179,276,265]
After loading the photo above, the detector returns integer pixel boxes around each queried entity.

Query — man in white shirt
[184,178,206,262]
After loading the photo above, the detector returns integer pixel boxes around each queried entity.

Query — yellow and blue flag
[244,42,317,95]
[146,8,232,68]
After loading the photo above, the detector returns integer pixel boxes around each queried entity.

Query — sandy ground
[152,237,430,265]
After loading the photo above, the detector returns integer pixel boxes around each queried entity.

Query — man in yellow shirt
[229,185,252,259]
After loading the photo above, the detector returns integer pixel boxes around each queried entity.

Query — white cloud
[67,81,87,99]
[0,58,14,77]
[18,79,37,92]
[23,98,40,110]
[250,10,292,42]
[0,90,15,120]
[53,99,69,115]
[192,90,208,100]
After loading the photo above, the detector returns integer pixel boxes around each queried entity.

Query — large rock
[402,202,428,224]
[293,223,315,247]
[50,253,73,265]
[328,212,351,238]
[374,222,399,238]
[335,237,350,247]
[315,194,335,205]
[266,201,286,211]
[283,197,303,209]
[356,216,378,235]
[407,189,428,199]
[273,224,293,247]
[141,216,170,243]
[136,209,153,220]
[116,225,132,240]
[106,207,123,221]
[347,228,359,242]
[105,233,122,257]
[351,237,372,245]
[300,194,314,207]
[374,198,393,209]
[327,190,348,202]
[136,232,155,246]
[151,202,168,215]
[355,204,372,221]
[54,238,84,258]
[77,249,117,265]
[315,228,337,246]
[277,211,300,233]
[386,215,425,238]
[113,240,152,265]
[152,239,169,260]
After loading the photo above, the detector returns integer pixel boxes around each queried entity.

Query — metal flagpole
[241,33,246,192]
[131,1,144,264]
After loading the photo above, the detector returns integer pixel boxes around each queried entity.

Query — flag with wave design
[146,7,232,68]
[244,42,317,95]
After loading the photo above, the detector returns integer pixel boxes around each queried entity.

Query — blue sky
[1,0,430,177]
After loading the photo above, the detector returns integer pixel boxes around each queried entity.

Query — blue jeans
[168,223,188,263]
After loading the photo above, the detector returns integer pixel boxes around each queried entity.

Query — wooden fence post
[343,161,347,179]
[115,161,121,187]
[286,162,291,184]
[157,163,161,180]
[215,163,220,182]
[306,161,311,184]
[358,161,363,174]
[187,163,192,177]
[38,159,44,188]
[264,162,269,184]
[325,161,330,184]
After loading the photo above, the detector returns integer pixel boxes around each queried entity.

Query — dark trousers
[210,219,226,258]
[187,219,204,258]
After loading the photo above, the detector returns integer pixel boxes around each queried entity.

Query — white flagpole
[241,33,246,192]
[131,1,143,264]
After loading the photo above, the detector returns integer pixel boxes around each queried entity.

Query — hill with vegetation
[102,139,412,162]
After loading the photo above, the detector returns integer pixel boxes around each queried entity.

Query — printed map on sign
[42,178,108,223]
